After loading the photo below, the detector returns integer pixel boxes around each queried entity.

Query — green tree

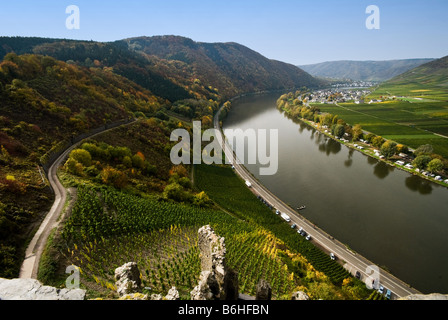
[122,156,132,168]
[332,124,345,138]
[352,124,364,141]
[380,141,397,159]
[427,159,443,173]
[414,144,433,157]
[371,136,385,148]
[193,191,212,207]
[412,155,432,170]
[64,157,84,176]
[365,133,376,144]
[163,183,190,202]
[396,144,409,154]
[69,149,92,167]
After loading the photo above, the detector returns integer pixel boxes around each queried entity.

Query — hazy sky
[1,0,447,65]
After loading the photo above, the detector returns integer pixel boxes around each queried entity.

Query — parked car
[378,285,384,294]
[386,289,391,299]
[306,234,311,241]
[355,271,361,280]
[291,224,296,229]
[330,253,336,260]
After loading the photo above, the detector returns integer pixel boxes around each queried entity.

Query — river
[222,92,448,294]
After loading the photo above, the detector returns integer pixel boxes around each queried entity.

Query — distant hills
[372,55,448,100]
[0,36,323,101]
[298,59,435,82]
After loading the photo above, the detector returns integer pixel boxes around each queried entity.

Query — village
[304,87,373,105]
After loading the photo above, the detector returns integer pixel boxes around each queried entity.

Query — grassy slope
[371,55,448,101]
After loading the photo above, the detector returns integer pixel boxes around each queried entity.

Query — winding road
[19,119,137,279]
[214,103,422,299]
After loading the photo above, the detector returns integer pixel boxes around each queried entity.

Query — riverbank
[295,115,448,190]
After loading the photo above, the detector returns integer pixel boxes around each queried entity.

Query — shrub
[101,167,128,189]
[69,149,92,167]
[163,183,191,202]
[131,154,145,169]
[193,191,212,207]
[143,161,157,176]
[64,158,85,176]
[0,175,27,194]
[122,156,132,168]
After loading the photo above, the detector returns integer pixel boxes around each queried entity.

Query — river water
[222,92,448,294]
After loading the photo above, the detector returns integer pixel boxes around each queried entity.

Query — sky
[0,0,447,65]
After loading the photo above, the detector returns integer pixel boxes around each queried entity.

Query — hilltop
[372,55,448,101]
[299,59,434,82]
[121,36,323,98]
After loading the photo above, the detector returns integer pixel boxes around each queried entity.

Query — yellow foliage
[342,278,352,286]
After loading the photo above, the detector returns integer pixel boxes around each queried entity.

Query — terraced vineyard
[57,168,370,299]
[59,185,332,299]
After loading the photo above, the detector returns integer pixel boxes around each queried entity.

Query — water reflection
[367,156,378,166]
[298,122,307,134]
[318,138,342,156]
[344,149,354,167]
[405,175,433,195]
[373,161,394,179]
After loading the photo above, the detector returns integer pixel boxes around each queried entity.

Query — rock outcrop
[197,225,227,287]
[291,291,310,300]
[190,271,221,300]
[114,262,142,297]
[165,286,180,300]
[255,279,272,300]
[0,278,86,300]
[191,225,238,300]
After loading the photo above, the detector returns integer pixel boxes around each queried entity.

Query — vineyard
[59,185,307,299]
[56,163,373,300]
[194,165,369,295]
